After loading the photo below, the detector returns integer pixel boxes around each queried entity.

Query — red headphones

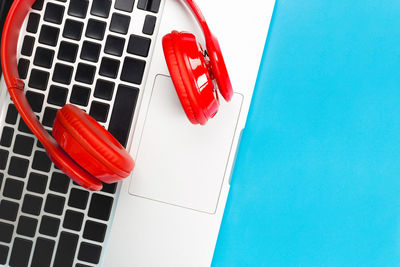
[1,0,232,191]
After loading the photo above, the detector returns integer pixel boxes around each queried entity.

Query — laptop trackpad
[129,75,243,213]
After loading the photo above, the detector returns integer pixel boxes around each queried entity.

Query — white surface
[104,0,275,266]
[130,75,243,213]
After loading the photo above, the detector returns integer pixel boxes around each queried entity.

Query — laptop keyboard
[0,0,162,266]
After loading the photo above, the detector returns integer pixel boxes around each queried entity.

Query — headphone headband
[184,0,212,41]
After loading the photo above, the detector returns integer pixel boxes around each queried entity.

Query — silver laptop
[0,0,275,266]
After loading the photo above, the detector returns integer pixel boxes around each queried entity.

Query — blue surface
[212,0,400,266]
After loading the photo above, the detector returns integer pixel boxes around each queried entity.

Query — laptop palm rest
[129,75,243,213]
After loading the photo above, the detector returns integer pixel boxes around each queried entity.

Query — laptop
[0,0,275,266]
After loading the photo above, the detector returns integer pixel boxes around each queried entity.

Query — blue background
[212,0,400,266]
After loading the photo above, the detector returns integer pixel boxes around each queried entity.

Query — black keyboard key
[5,104,18,125]
[44,3,65,24]
[39,25,60,46]
[0,221,14,242]
[53,63,73,85]
[137,0,161,13]
[31,237,55,267]
[68,188,89,209]
[18,58,30,79]
[143,15,156,35]
[99,57,120,78]
[22,194,43,216]
[101,182,118,194]
[83,220,107,242]
[94,79,115,100]
[0,149,8,170]
[26,91,45,113]
[63,19,84,41]
[0,173,3,190]
[75,63,96,84]
[78,242,102,264]
[86,19,106,40]
[27,172,48,194]
[63,210,84,231]
[109,85,139,147]
[28,69,49,90]
[43,107,58,127]
[9,238,33,267]
[50,172,70,193]
[0,245,9,265]
[105,35,125,57]
[68,0,89,18]
[3,178,24,200]
[70,85,91,106]
[32,0,44,10]
[33,150,52,172]
[88,193,113,221]
[0,126,14,147]
[39,215,60,237]
[44,194,65,215]
[89,101,110,122]
[0,200,19,221]
[110,13,131,34]
[81,41,101,62]
[34,47,54,68]
[35,154,54,176]
[21,35,35,56]
[48,85,68,106]
[58,41,79,63]
[53,232,79,267]
[27,13,40,33]
[115,0,135,12]
[8,156,29,178]
[17,216,38,237]
[127,34,151,57]
[91,0,111,18]
[18,118,33,135]
[13,134,34,156]
[121,57,146,85]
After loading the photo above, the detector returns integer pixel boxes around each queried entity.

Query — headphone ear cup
[163,34,198,124]
[206,35,234,102]
[162,31,219,125]
[52,104,134,183]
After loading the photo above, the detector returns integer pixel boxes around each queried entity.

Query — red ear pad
[206,35,233,101]
[52,105,134,183]
[163,31,219,125]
